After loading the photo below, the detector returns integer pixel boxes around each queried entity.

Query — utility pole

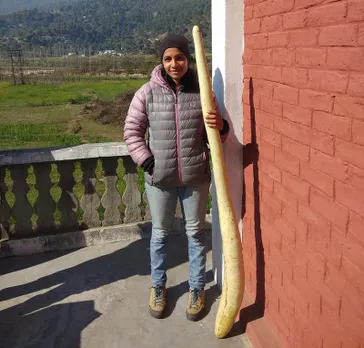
[7,49,25,85]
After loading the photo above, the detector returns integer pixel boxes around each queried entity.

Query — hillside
[0,0,211,54]
[0,0,81,15]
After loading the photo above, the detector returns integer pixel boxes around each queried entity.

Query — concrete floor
[0,235,252,348]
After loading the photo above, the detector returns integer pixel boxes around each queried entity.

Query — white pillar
[211,0,244,289]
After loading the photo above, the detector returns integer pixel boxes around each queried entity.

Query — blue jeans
[145,182,210,290]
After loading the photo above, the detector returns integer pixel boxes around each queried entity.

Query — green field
[0,80,146,150]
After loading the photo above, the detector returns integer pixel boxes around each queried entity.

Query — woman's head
[159,35,190,84]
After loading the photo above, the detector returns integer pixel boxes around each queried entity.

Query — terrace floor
[0,234,252,348]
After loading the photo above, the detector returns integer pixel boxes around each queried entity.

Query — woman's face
[162,48,188,84]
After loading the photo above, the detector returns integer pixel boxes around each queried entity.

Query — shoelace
[153,286,164,306]
[190,289,201,308]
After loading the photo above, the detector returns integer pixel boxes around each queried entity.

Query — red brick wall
[242,1,364,347]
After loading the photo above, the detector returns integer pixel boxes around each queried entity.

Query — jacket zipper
[175,90,182,186]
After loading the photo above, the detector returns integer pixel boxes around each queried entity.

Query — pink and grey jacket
[124,65,229,188]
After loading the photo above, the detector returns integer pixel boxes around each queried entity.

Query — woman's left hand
[205,108,223,131]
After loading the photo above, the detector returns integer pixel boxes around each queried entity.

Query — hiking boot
[149,285,167,319]
[186,288,205,321]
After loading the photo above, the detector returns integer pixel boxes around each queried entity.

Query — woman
[124,35,229,321]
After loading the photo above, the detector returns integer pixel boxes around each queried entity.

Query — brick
[256,66,282,83]
[331,225,364,272]
[273,48,295,67]
[274,117,312,146]
[310,148,349,181]
[306,247,327,280]
[245,5,254,20]
[281,276,309,317]
[321,296,340,329]
[254,0,294,18]
[312,111,351,141]
[319,24,358,47]
[311,129,333,156]
[296,48,326,68]
[245,33,268,49]
[283,171,310,202]
[261,14,283,32]
[307,2,348,27]
[259,170,275,192]
[275,149,300,176]
[336,181,364,218]
[312,275,341,319]
[300,163,334,197]
[281,68,308,91]
[244,64,257,78]
[341,256,364,295]
[334,96,364,121]
[243,48,253,65]
[245,0,266,5]
[282,136,310,162]
[307,70,348,94]
[278,294,295,328]
[291,248,308,279]
[259,96,282,117]
[274,217,296,244]
[274,181,298,210]
[325,264,364,316]
[262,216,282,247]
[260,126,281,148]
[282,103,312,127]
[282,204,308,237]
[254,78,274,98]
[348,74,364,98]
[260,158,282,183]
[274,84,298,105]
[299,202,331,235]
[308,225,342,270]
[251,49,273,65]
[283,10,308,29]
[255,109,274,129]
[302,325,323,348]
[261,187,283,216]
[299,89,333,112]
[293,273,321,314]
[245,18,261,34]
[321,325,343,348]
[259,140,275,162]
[310,188,349,230]
[347,165,364,192]
[280,240,296,273]
[289,28,318,47]
[268,32,289,47]
[348,0,364,22]
[348,212,364,247]
[294,0,328,9]
[336,139,364,170]
[359,23,364,45]
[327,48,364,72]
[340,298,364,343]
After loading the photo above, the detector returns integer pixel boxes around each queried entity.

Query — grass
[0,79,145,150]
[0,79,146,106]
[0,124,82,150]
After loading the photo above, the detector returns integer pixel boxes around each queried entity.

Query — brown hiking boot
[186,288,205,321]
[149,285,167,319]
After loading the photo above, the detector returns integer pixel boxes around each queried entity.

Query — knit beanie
[159,35,190,61]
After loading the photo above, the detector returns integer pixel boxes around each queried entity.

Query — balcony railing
[0,143,211,255]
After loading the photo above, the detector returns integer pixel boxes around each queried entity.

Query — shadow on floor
[0,233,219,347]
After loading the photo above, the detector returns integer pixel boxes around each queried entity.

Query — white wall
[211,0,244,289]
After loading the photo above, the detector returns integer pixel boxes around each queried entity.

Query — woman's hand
[204,108,223,131]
